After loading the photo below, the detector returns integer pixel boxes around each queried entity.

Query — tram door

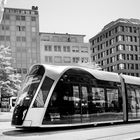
[72,84,89,123]
[127,86,140,119]
[81,85,89,123]
[72,85,81,123]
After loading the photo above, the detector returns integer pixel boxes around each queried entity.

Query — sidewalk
[0,111,13,122]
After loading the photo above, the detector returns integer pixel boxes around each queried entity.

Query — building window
[32,37,36,42]
[131,64,134,69]
[112,56,116,62]
[44,45,52,51]
[98,53,100,59]
[17,68,22,74]
[135,55,138,60]
[31,16,36,21]
[92,56,95,61]
[130,54,133,60]
[92,40,94,45]
[4,14,10,20]
[22,68,27,74]
[6,36,10,41]
[72,46,79,52]
[121,26,125,32]
[135,64,138,70]
[81,46,88,53]
[110,38,115,45]
[0,36,5,41]
[126,36,132,42]
[134,36,137,42]
[106,50,109,55]
[45,56,53,63]
[54,56,62,63]
[16,36,21,41]
[16,15,20,20]
[135,45,138,51]
[73,57,80,63]
[21,16,25,21]
[117,35,124,41]
[127,45,133,51]
[127,54,129,60]
[63,57,71,63]
[2,25,9,30]
[63,46,70,52]
[106,41,108,47]
[70,37,77,42]
[117,44,125,51]
[119,63,125,69]
[81,57,89,63]
[54,45,61,52]
[110,47,115,54]
[16,26,26,31]
[32,27,36,32]
[133,27,137,33]
[22,36,26,42]
[119,54,123,60]
[53,36,59,42]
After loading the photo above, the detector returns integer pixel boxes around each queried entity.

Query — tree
[0,45,21,98]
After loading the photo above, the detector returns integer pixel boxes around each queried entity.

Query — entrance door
[71,84,90,123]
[81,85,90,123]
[71,85,81,123]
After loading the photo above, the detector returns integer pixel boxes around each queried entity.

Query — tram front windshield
[16,65,45,108]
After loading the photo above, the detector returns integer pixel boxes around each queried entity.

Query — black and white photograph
[0,0,140,139]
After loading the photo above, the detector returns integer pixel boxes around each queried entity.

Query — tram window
[33,76,54,108]
[127,84,140,120]
[106,88,120,112]
[90,86,123,122]
[29,65,45,76]
[90,87,105,113]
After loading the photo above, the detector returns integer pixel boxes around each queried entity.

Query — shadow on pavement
[3,125,94,137]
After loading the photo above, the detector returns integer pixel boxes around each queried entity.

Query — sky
[5,0,140,42]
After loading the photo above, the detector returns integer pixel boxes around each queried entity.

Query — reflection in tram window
[33,76,54,108]
[127,84,140,120]
[90,87,105,113]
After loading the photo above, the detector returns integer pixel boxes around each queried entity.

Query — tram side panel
[42,69,124,126]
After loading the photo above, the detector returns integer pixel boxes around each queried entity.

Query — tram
[11,64,140,128]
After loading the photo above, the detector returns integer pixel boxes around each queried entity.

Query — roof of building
[102,18,140,31]
[39,32,86,37]
[4,6,38,12]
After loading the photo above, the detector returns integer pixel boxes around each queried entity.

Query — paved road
[0,111,12,122]
[1,122,140,140]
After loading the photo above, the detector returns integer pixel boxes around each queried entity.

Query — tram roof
[121,74,140,85]
[41,64,121,82]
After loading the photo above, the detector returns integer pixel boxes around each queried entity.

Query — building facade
[0,6,40,77]
[40,32,91,65]
[90,18,140,77]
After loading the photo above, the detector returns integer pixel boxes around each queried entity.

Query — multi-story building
[90,18,140,77]
[0,6,40,78]
[40,32,91,65]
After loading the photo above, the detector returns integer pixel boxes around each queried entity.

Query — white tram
[11,64,140,128]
